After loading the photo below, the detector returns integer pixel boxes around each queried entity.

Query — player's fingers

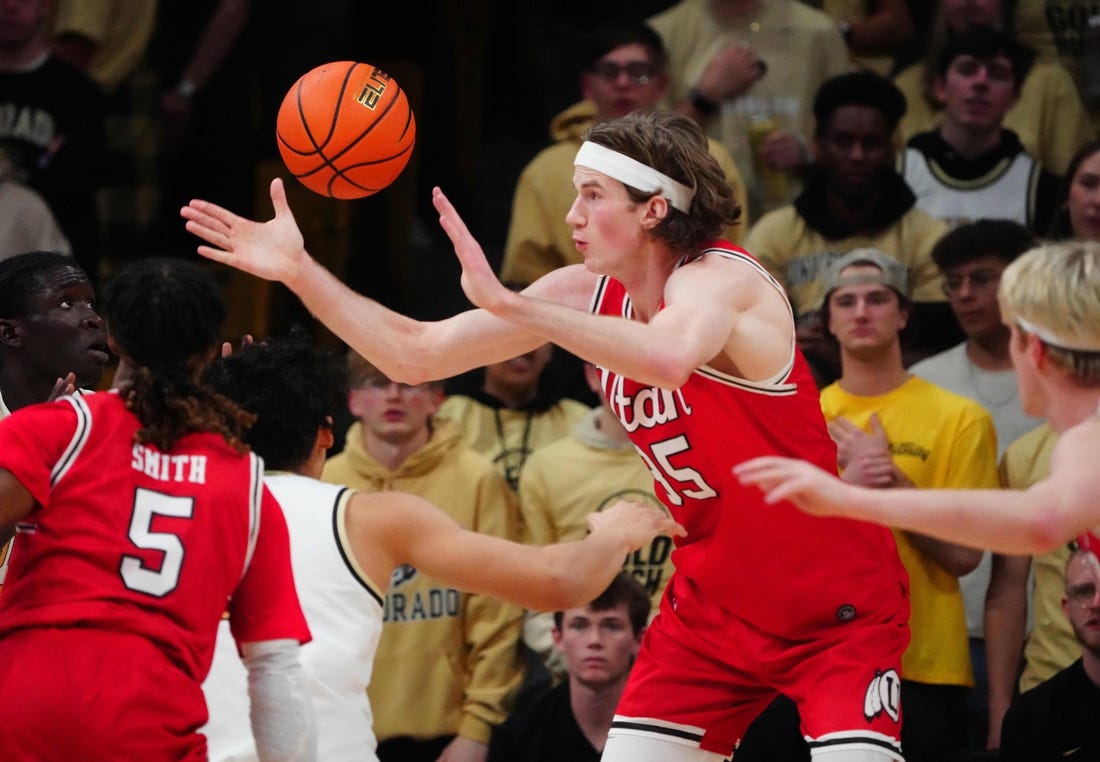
[663,518,688,538]
[196,244,235,266]
[185,220,231,251]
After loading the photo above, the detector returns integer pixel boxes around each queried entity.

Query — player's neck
[619,247,679,322]
[1044,387,1100,435]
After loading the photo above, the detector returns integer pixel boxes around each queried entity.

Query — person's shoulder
[909,375,995,421]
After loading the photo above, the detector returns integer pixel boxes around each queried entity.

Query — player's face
[941,255,1007,341]
[15,266,109,388]
[941,0,1001,30]
[1066,150,1100,242]
[827,267,907,355]
[348,376,442,446]
[814,106,895,205]
[581,43,668,122]
[567,167,651,276]
[553,603,641,691]
[934,55,1018,134]
[1062,552,1100,654]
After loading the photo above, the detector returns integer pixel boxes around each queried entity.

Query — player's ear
[0,318,23,348]
[641,195,669,229]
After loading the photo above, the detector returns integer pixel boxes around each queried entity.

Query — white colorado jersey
[202,474,385,761]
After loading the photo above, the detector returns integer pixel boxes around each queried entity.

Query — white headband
[574,141,695,214]
[1016,316,1100,352]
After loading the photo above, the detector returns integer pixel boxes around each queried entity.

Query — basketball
[275,61,416,199]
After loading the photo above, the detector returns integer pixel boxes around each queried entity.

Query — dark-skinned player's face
[17,266,109,388]
[815,105,895,205]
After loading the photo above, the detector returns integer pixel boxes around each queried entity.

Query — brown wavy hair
[584,110,740,253]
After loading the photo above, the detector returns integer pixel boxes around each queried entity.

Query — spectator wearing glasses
[898,25,1061,235]
[908,219,1044,752]
[499,18,747,287]
[322,350,524,762]
[998,548,1100,760]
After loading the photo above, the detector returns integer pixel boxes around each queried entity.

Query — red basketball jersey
[591,244,907,635]
[0,392,309,681]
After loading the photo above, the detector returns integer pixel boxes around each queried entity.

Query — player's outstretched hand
[181,178,307,286]
[734,456,857,517]
[432,186,514,313]
[587,499,686,551]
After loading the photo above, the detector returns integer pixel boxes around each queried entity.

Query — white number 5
[120,487,194,597]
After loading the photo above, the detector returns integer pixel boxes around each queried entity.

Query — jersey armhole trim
[50,394,92,488]
[333,488,385,607]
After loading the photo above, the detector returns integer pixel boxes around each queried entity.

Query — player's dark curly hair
[0,251,85,320]
[584,110,740,252]
[203,327,346,471]
[101,258,252,453]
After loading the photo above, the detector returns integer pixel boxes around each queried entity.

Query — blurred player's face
[567,168,653,275]
[827,266,907,356]
[1062,552,1100,655]
[582,43,668,122]
[0,0,47,49]
[942,0,1001,30]
[815,106,895,205]
[934,55,1018,135]
[348,375,442,447]
[941,255,1008,341]
[11,266,108,389]
[553,602,641,692]
[1067,150,1100,242]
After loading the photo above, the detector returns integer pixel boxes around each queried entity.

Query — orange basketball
[276,61,416,199]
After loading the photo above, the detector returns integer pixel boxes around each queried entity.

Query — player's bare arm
[345,491,684,612]
[735,428,1100,555]
[183,179,582,382]
[433,197,767,388]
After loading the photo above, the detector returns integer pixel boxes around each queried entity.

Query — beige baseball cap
[821,248,909,299]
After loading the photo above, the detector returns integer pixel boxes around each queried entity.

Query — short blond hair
[999,241,1100,386]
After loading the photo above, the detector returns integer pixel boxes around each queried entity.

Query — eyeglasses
[1066,582,1100,607]
[942,268,1001,294]
[589,60,658,86]
[358,377,429,393]
[949,57,1015,83]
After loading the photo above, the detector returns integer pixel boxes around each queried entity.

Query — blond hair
[999,241,1100,386]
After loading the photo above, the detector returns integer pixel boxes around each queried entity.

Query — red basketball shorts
[611,573,910,759]
[0,627,209,761]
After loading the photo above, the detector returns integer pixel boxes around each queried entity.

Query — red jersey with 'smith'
[0,391,310,681]
[591,244,907,637]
